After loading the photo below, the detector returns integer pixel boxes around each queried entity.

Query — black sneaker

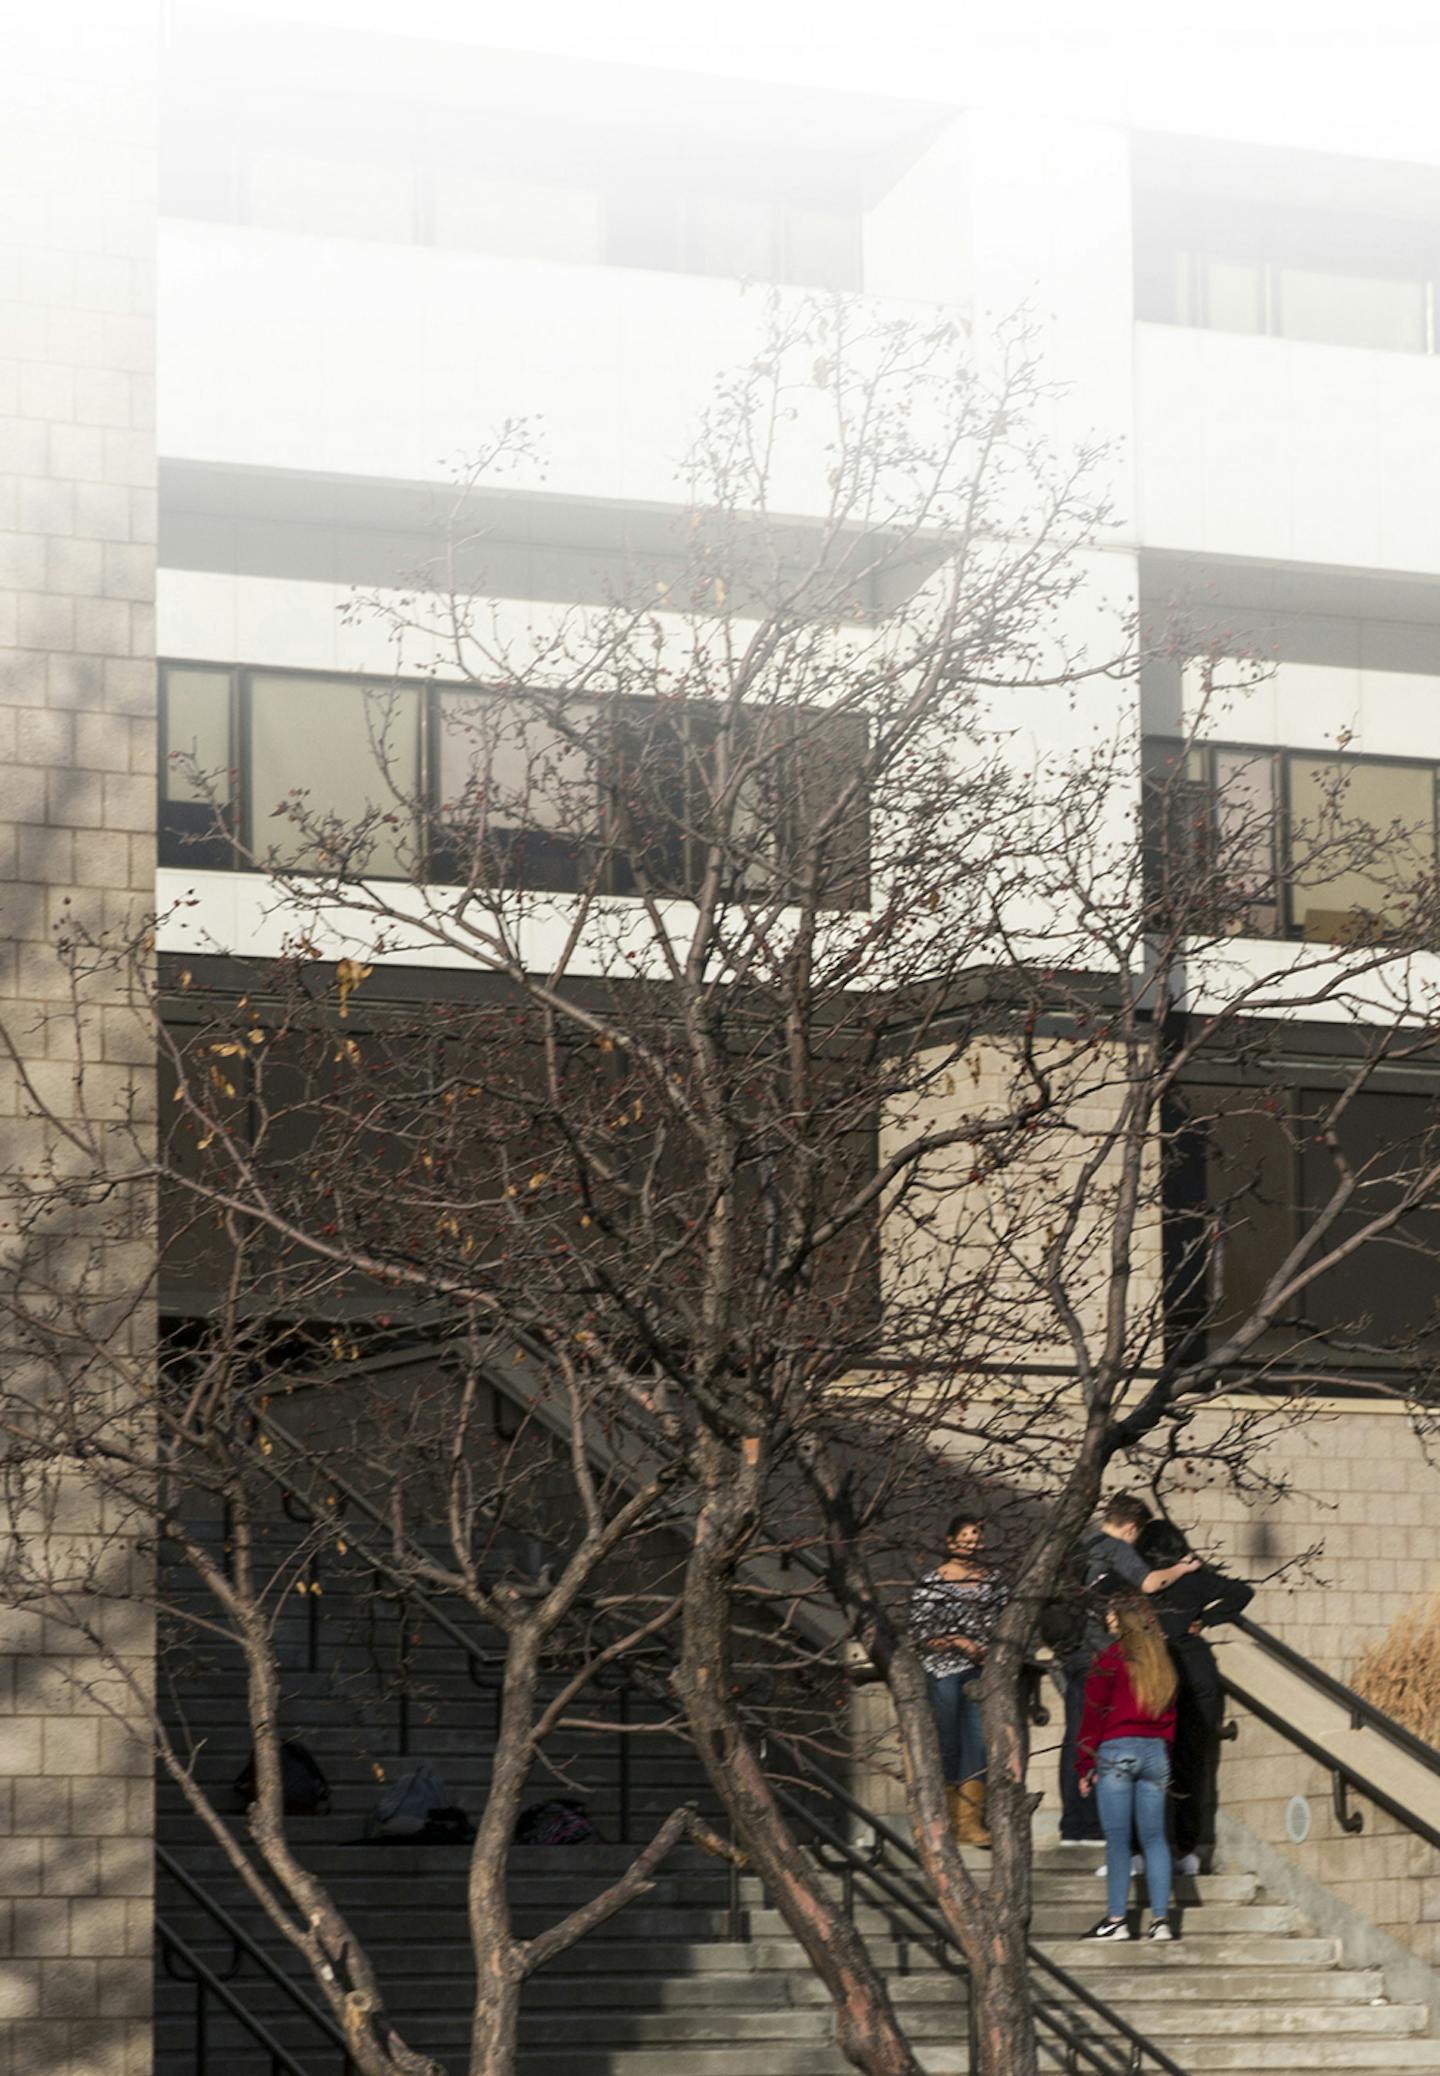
[1147,1917,1176,1943]
[1083,1917,1130,1941]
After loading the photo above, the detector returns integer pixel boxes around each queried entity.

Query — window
[1137,203,1439,355]
[248,673,421,879]
[604,187,861,292]
[158,665,870,907]
[428,171,602,264]
[433,691,593,893]
[1166,1082,1440,1374]
[1287,755,1437,942]
[157,129,861,289]
[1142,740,1280,937]
[160,664,233,870]
[246,150,420,244]
[1144,737,1438,943]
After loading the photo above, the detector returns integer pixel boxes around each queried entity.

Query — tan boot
[948,1779,991,1849]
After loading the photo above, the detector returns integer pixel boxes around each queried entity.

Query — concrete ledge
[1218,1808,1440,2036]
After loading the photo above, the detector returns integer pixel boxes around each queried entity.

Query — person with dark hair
[1137,1518,1254,1874]
[910,1515,1006,1848]
[1049,1495,1200,1844]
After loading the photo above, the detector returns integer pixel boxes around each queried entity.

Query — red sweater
[1076,1643,1176,1784]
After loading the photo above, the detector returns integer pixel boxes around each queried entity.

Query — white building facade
[5,3,1440,2064]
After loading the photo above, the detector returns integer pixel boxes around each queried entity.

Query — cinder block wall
[1196,1406,1440,1969]
[0,7,159,2071]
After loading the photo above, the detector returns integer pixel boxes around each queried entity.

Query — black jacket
[1150,1563,1253,1648]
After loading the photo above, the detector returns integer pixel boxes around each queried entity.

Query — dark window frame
[1164,1071,1440,1393]
[158,660,870,909]
[1144,733,1440,944]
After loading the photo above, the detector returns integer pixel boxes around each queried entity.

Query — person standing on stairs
[1050,1493,1200,1843]
[1078,1592,1179,1942]
[910,1513,1007,1849]
[1137,1517,1254,1876]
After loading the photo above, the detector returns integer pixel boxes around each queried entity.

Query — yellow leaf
[529,1171,546,1190]
[335,957,373,1018]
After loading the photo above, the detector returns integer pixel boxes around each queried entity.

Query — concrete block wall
[0,7,159,2072]
[1187,1403,1440,1970]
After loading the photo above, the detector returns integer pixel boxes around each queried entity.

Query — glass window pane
[685,196,775,279]
[249,674,420,877]
[161,126,240,224]
[1277,266,1427,352]
[246,150,418,244]
[436,693,593,831]
[1288,756,1436,940]
[163,667,231,805]
[436,692,592,891]
[783,207,860,291]
[605,188,684,271]
[1214,747,1278,934]
[1201,256,1264,333]
[430,171,601,263]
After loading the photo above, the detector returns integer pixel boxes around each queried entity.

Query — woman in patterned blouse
[909,1514,1007,1848]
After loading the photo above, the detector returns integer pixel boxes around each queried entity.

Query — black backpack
[513,1798,598,1846]
[234,1738,332,1816]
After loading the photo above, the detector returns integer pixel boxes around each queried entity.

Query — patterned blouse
[910,1566,1007,1678]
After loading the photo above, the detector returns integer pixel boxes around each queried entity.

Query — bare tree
[6,296,1440,2076]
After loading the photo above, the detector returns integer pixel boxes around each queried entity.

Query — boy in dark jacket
[1048,1495,1199,1843]
[1137,1518,1254,1872]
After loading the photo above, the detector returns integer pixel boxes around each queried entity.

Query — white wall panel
[1137,323,1440,576]
[1182,658,1440,761]
[158,222,956,518]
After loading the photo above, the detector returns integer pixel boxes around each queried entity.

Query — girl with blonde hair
[1077,1591,1179,1941]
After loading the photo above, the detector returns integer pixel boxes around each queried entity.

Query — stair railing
[764,1735,1189,2076]
[157,1844,356,2073]
[230,1406,1190,2076]
[1219,1615,1440,1852]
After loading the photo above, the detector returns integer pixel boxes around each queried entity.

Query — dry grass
[1350,1594,1440,1747]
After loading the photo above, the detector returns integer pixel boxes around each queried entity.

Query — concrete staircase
[156,1815,1440,2074]
[154,1501,1440,2074]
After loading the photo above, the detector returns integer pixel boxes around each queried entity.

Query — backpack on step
[233,1738,331,1816]
[512,1797,599,1846]
[372,1764,471,1840]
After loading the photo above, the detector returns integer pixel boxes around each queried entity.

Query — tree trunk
[674,1481,924,2076]
[467,1632,539,2076]
[971,1951,1039,2076]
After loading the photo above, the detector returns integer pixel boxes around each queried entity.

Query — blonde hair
[1110,1593,1178,1717]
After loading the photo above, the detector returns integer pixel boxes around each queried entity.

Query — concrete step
[505,2001,1429,2047]
[746,1901,1300,1939]
[1145,2046,1440,2071]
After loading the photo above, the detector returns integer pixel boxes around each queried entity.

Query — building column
[1,6,159,2071]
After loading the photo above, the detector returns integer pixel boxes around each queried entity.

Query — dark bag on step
[512,1797,598,1846]
[233,1739,332,1816]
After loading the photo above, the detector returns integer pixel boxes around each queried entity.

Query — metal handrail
[1218,1647,1440,1856]
[157,1844,356,2070]
[157,1916,322,2076]
[1233,1615,1440,1776]
[769,1739,1189,2076]
[246,1401,1185,2074]
[157,1844,356,2066]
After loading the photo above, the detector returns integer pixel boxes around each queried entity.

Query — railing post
[195,1972,208,2073]
[616,1681,631,1844]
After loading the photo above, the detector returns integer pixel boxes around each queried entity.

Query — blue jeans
[1095,1737,1171,1922]
[927,1668,985,1784]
